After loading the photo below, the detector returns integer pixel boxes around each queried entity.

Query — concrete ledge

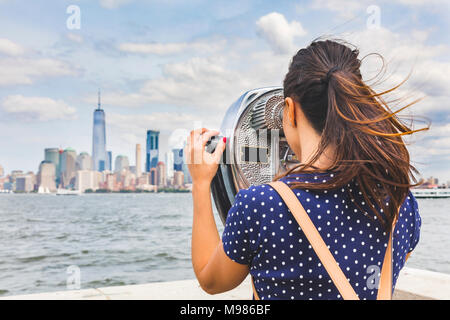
[1,267,448,300]
[393,268,450,300]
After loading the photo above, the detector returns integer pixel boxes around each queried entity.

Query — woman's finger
[190,128,207,140]
[190,128,208,148]
[213,137,227,163]
[201,130,220,148]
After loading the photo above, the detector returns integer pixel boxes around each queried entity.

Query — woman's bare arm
[187,128,249,294]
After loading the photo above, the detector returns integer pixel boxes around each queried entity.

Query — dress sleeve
[221,188,255,265]
[407,192,422,253]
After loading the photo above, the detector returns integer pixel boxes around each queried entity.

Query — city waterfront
[0,193,448,297]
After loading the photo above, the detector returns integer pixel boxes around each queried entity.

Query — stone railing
[1,268,448,300]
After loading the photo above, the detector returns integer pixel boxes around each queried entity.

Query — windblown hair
[278,39,428,230]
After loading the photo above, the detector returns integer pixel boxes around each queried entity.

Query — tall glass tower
[146,130,159,172]
[92,90,107,172]
[44,148,60,176]
[106,151,112,171]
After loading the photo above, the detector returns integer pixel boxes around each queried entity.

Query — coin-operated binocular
[207,87,299,225]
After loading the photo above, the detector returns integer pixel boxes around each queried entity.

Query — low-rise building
[15,175,34,192]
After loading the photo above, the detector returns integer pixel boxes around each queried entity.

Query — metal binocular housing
[208,86,299,225]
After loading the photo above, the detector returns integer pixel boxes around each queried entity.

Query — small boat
[38,186,52,194]
[411,188,450,199]
[56,189,81,196]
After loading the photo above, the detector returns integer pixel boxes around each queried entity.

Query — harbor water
[0,193,448,297]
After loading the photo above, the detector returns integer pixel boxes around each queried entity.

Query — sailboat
[37,186,52,194]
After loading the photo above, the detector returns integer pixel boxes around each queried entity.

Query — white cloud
[96,50,288,111]
[0,38,25,56]
[256,12,307,54]
[99,19,449,122]
[99,0,132,9]
[0,57,78,86]
[86,91,150,108]
[409,122,450,178]
[394,0,450,5]
[337,27,450,114]
[1,95,77,121]
[118,39,227,55]
[0,38,78,86]
[66,33,83,43]
[308,0,449,19]
[309,0,367,19]
[109,112,207,133]
[88,56,252,110]
[140,57,251,108]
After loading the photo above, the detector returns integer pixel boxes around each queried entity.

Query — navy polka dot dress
[221,173,421,300]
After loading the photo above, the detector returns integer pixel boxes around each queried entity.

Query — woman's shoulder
[393,190,422,256]
[402,191,419,208]
[398,190,420,223]
[234,183,283,209]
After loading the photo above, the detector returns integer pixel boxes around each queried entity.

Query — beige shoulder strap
[377,219,395,300]
[251,181,393,300]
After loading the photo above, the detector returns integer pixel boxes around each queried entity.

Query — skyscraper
[61,148,77,188]
[44,148,60,177]
[114,155,130,173]
[165,151,174,181]
[146,130,159,172]
[37,161,56,192]
[156,161,166,187]
[106,151,112,171]
[173,171,184,188]
[149,167,158,185]
[173,148,183,171]
[76,152,92,171]
[182,162,192,184]
[92,89,107,172]
[136,144,142,178]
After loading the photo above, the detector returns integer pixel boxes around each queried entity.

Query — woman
[186,40,424,300]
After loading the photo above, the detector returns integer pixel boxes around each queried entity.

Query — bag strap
[251,181,394,300]
[377,219,394,300]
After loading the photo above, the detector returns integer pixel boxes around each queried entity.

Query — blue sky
[0,0,449,182]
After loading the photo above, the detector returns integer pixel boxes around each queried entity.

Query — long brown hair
[278,39,428,230]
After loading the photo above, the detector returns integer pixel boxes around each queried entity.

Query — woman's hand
[185,128,226,186]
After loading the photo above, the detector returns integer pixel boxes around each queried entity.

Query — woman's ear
[285,97,297,127]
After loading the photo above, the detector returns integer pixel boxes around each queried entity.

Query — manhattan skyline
[0,1,448,181]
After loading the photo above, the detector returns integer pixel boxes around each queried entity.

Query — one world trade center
[92,89,107,172]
